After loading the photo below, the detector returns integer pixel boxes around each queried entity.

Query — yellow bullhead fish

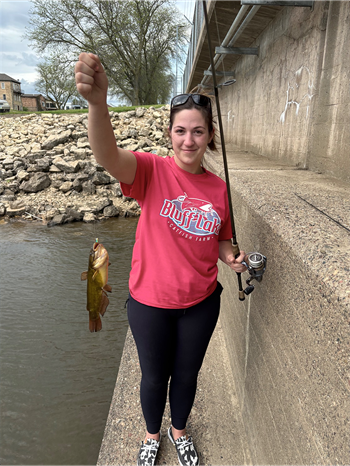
[81,241,112,332]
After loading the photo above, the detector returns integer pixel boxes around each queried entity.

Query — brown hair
[168,94,217,151]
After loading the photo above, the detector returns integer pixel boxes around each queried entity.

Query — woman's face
[169,109,214,174]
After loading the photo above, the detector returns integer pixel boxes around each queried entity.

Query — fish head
[91,242,109,270]
[87,242,109,286]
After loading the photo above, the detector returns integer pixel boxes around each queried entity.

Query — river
[0,217,138,465]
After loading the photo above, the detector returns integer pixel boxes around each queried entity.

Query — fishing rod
[202,1,266,300]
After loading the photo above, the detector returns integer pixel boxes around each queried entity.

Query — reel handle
[232,241,245,301]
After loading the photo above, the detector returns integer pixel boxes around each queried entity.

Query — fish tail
[89,316,102,332]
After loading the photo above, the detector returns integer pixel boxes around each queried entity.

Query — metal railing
[182,0,205,93]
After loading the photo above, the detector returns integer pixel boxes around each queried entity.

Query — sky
[0,0,196,99]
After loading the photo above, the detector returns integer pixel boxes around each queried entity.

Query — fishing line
[202,0,245,300]
[91,209,100,244]
[295,193,350,233]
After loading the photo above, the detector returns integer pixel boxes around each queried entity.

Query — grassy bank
[8,104,165,116]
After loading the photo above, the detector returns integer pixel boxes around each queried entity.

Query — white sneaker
[167,426,199,466]
[136,433,161,466]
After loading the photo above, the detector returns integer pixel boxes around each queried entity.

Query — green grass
[7,104,165,116]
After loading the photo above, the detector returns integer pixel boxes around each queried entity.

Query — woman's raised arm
[75,53,137,184]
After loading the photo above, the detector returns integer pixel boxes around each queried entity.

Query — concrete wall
[220,1,350,183]
[205,4,350,461]
[204,151,349,465]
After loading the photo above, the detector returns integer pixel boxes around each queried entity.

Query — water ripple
[0,218,138,465]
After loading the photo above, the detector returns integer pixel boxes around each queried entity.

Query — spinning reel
[241,252,267,298]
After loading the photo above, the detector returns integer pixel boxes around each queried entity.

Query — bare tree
[35,52,79,109]
[26,0,189,105]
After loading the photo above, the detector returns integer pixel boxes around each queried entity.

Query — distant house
[45,97,57,110]
[0,73,23,111]
[22,94,46,112]
[22,94,58,111]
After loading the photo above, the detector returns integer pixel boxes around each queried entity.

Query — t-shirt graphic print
[160,192,222,240]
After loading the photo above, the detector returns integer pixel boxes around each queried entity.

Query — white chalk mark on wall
[280,66,316,124]
[227,109,234,125]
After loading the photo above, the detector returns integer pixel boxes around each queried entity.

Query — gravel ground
[97,318,251,466]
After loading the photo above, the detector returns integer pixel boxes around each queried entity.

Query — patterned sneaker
[167,426,199,466]
[136,434,161,466]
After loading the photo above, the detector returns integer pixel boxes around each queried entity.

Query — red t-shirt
[120,152,232,309]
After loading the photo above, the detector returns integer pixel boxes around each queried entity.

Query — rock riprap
[0,106,172,225]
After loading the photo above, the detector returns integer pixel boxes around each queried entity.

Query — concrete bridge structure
[98,2,349,464]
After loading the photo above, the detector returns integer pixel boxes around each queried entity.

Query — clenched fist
[75,53,108,106]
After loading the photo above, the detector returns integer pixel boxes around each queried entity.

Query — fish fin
[89,316,102,332]
[81,271,88,281]
[99,293,109,316]
[103,284,112,293]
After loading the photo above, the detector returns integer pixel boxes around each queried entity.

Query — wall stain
[280,66,316,124]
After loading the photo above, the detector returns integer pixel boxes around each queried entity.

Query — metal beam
[203,70,235,76]
[200,4,249,86]
[241,0,313,7]
[228,5,261,46]
[216,46,259,55]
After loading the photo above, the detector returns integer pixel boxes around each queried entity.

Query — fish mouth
[90,241,101,259]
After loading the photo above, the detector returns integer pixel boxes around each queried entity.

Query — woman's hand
[219,240,247,273]
[75,53,108,106]
[226,251,247,273]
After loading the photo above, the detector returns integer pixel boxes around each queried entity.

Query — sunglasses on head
[171,93,211,110]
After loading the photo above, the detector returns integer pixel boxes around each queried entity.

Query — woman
[75,53,246,466]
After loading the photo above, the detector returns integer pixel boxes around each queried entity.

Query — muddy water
[0,217,138,465]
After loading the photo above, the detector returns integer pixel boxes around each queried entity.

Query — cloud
[0,1,33,28]
[3,52,39,67]
[1,52,39,83]
[19,78,38,95]
[0,1,39,82]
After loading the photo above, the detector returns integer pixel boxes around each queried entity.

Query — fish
[81,241,112,332]
[178,193,213,215]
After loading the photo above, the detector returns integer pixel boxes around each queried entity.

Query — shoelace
[176,435,194,450]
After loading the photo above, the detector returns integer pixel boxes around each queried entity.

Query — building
[0,74,23,111]
[22,94,47,112]
[45,97,58,110]
[22,94,58,111]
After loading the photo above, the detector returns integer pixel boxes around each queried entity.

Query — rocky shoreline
[0,106,172,226]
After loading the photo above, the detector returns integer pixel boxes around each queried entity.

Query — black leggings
[127,282,222,434]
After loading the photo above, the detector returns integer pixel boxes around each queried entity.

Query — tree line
[25,0,189,109]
